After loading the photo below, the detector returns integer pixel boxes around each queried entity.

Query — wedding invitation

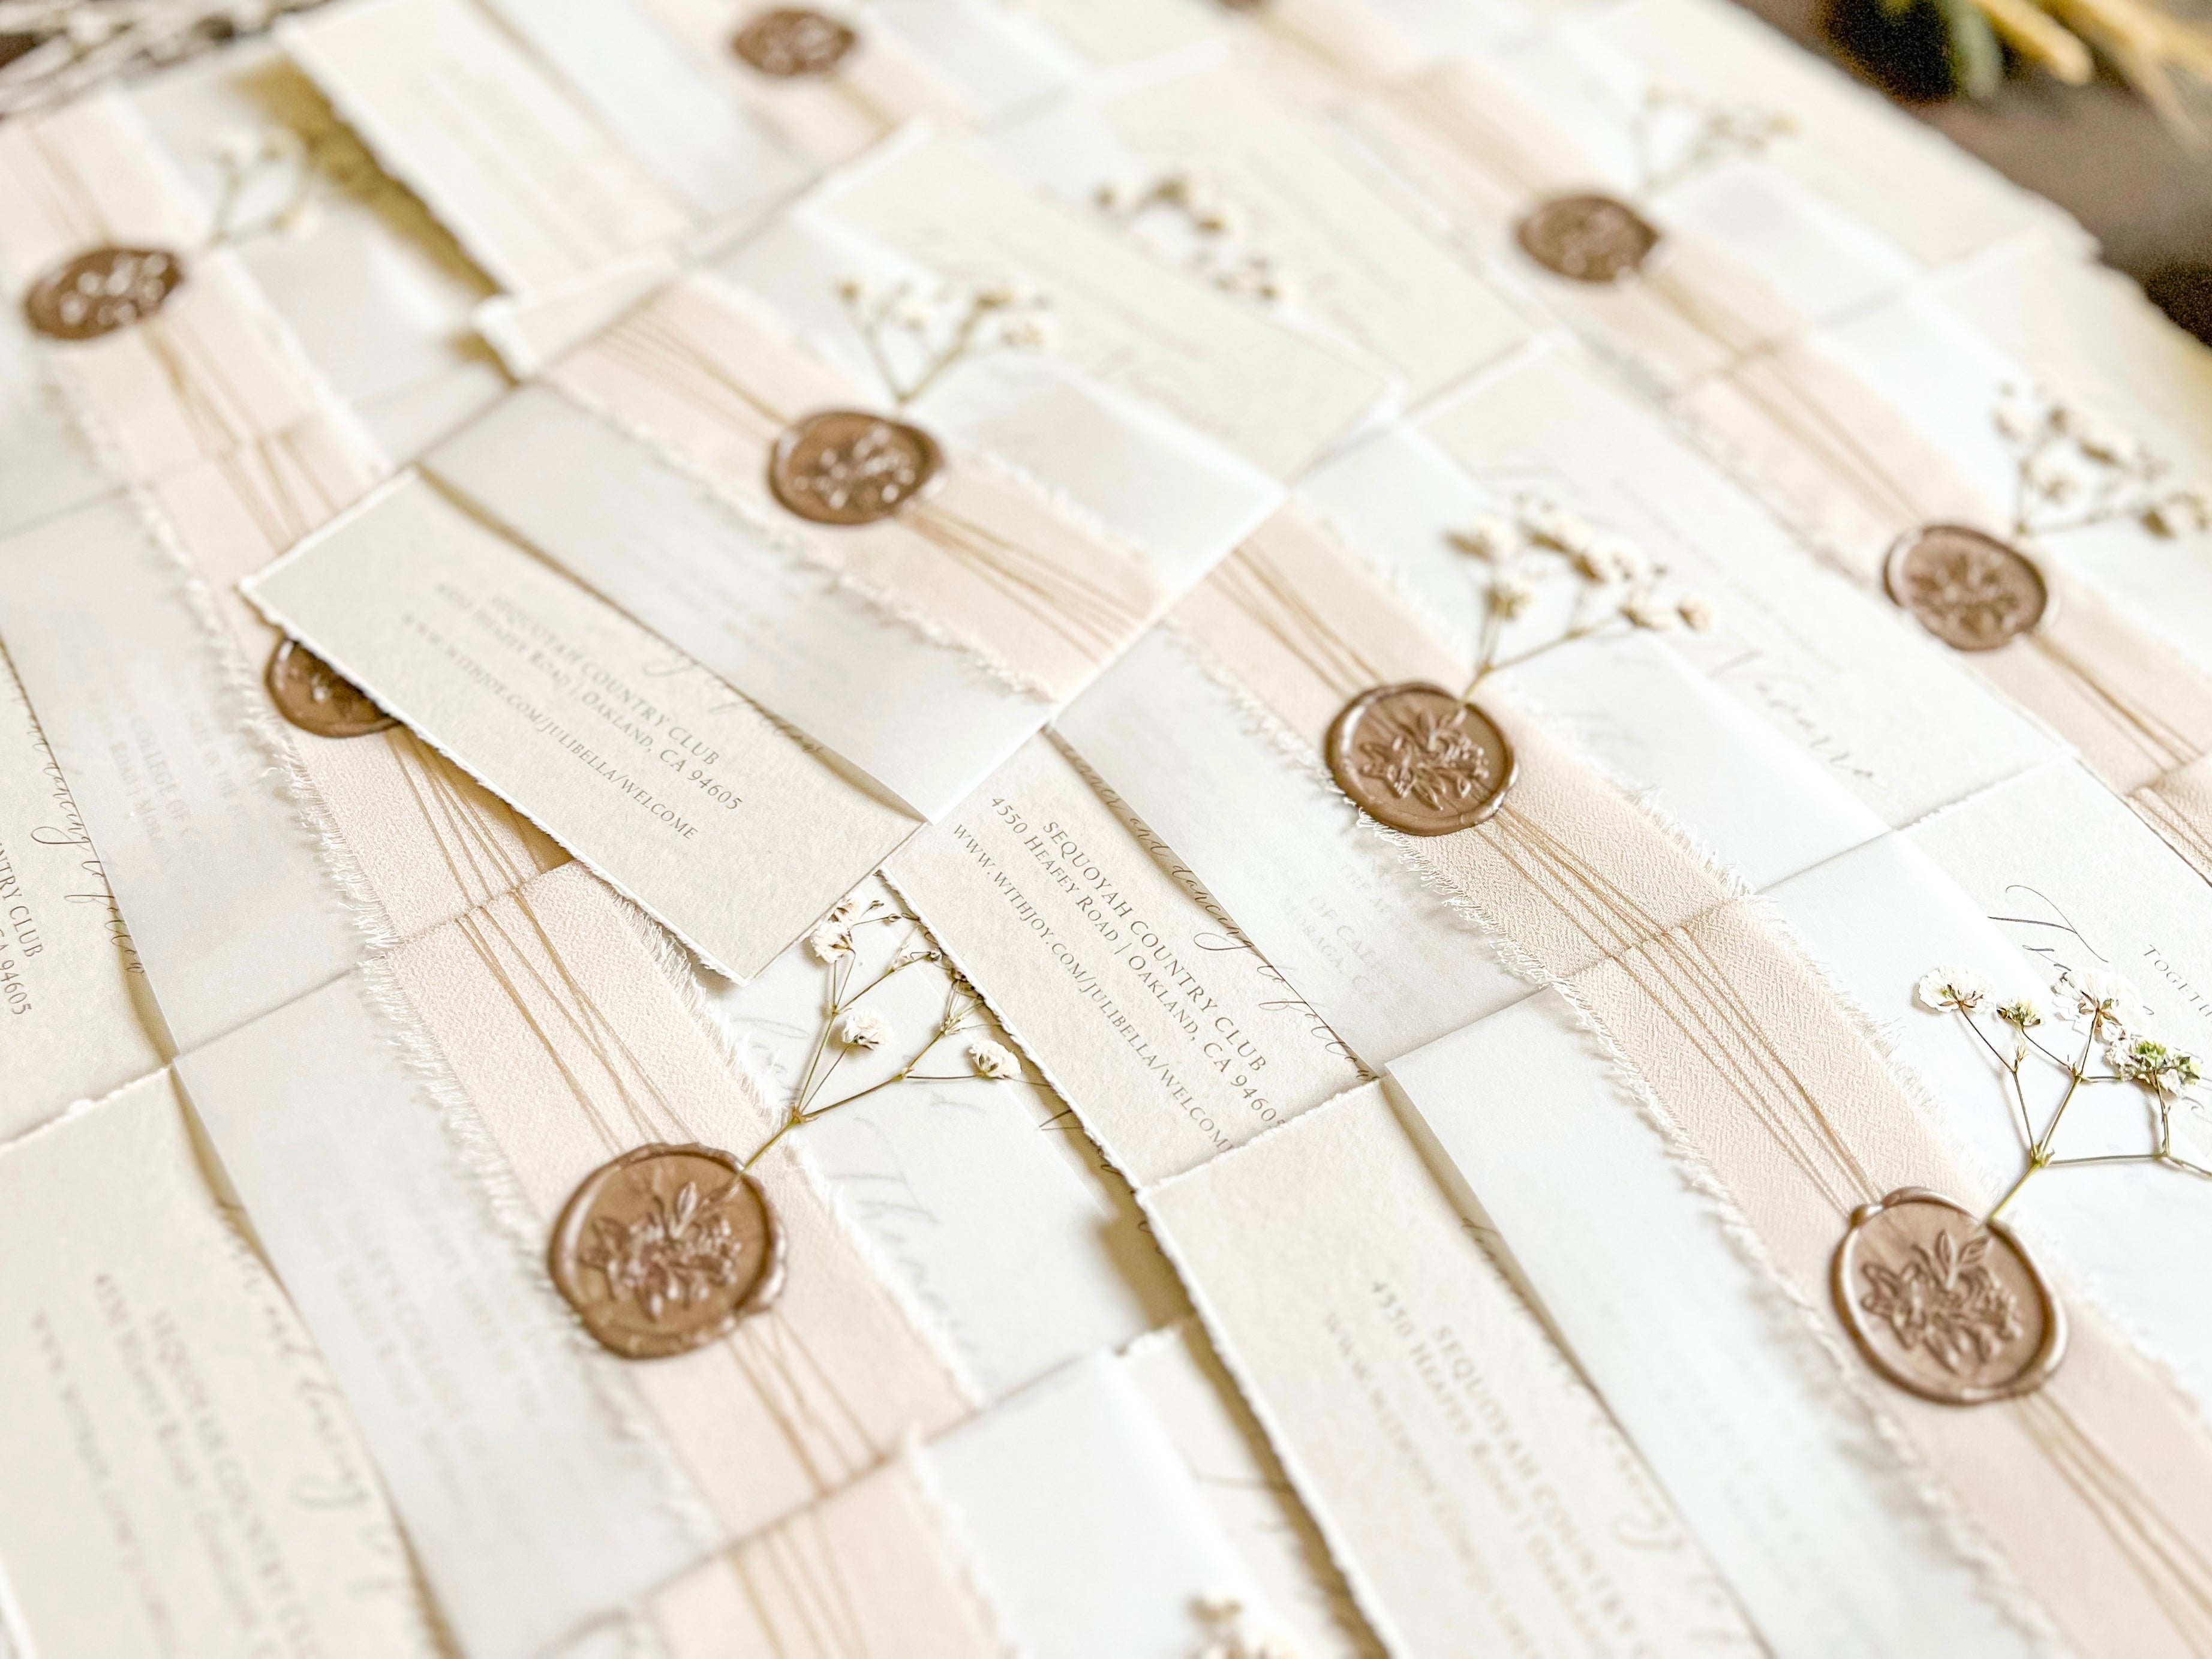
[0,1071,438,1659]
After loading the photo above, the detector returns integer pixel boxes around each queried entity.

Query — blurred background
[4,0,2210,338]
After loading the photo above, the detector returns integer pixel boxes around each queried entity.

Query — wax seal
[266,639,397,740]
[1832,1188,2064,1405]
[1514,194,1660,284]
[768,408,943,527]
[1327,682,1516,835]
[550,1144,786,1359]
[25,245,185,340]
[1883,524,2049,652]
[732,7,856,77]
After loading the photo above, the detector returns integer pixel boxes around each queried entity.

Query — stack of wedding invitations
[4,0,2212,1653]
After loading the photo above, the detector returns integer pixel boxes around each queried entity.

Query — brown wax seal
[768,408,944,527]
[25,245,185,340]
[1327,682,1516,836]
[550,1143,786,1359]
[1832,1188,2064,1405]
[266,639,398,740]
[1515,194,1661,284]
[732,7,856,76]
[1883,524,2049,652]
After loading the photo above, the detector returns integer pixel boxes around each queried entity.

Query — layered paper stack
[3,1,2211,1655]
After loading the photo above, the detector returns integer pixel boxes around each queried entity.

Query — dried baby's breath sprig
[1094,170,1299,307]
[835,274,1056,408]
[1632,82,1798,196]
[1190,1591,1301,1659]
[0,0,332,119]
[1996,384,2211,540]
[1918,962,2208,1221]
[744,894,1017,1169]
[1454,495,1718,689]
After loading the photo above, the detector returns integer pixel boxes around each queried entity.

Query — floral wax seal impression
[1883,524,2050,652]
[550,1144,786,1359]
[25,245,185,340]
[266,638,398,740]
[1327,682,1516,835]
[768,408,944,527]
[732,7,856,76]
[1832,1188,2064,1405]
[1514,194,1661,284]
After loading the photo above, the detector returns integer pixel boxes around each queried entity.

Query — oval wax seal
[1832,1188,2065,1405]
[266,639,398,740]
[549,1143,786,1359]
[1327,682,1517,835]
[768,408,945,527]
[1514,194,1661,285]
[732,7,856,77]
[1882,524,2050,652]
[25,245,186,340]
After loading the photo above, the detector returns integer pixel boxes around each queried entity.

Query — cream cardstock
[276,0,696,295]
[698,873,1183,1400]
[648,1448,1010,1659]
[886,735,1366,1184]
[1355,347,2062,827]
[0,1071,438,1659]
[1145,1081,1762,1658]
[1055,625,1527,1071]
[924,1353,1287,1659]
[245,472,919,981]
[1386,993,2046,1658]
[788,132,1391,477]
[128,41,513,462]
[0,494,357,1053]
[989,61,1531,403]
[1121,1321,1381,1659]
[474,0,807,225]
[174,963,713,1659]
[0,645,165,1140]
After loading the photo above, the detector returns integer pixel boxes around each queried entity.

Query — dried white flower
[1095,177,1140,212]
[1997,997,2042,1029]
[835,276,871,303]
[999,314,1059,353]
[1255,272,1299,306]
[838,1008,893,1050]
[1489,575,1537,619]
[2108,1036,2201,1096]
[1523,505,1595,557]
[1992,394,2048,443]
[1916,966,1990,1013]
[211,127,268,169]
[807,923,854,962]
[1451,513,1519,563]
[1622,591,1675,630]
[973,278,1033,309]
[827,896,863,923]
[1573,533,1647,585]
[2147,485,2212,537]
[1677,594,1718,632]
[967,1039,1020,1079]
[2024,448,2090,504]
[2056,969,2146,1037]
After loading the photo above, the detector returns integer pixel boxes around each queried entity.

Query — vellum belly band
[1681,345,2212,885]
[1350,60,1808,392]
[546,274,1169,702]
[387,864,973,1538]
[1151,502,2212,1657]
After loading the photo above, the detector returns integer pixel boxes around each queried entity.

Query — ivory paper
[244,472,919,981]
